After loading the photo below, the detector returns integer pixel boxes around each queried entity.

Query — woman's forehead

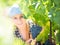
[13,14,23,17]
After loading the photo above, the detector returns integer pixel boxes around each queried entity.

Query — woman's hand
[17,18,30,41]
[31,39,36,45]
[26,39,32,43]
[26,38,36,45]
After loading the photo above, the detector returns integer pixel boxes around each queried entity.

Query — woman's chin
[17,24,23,27]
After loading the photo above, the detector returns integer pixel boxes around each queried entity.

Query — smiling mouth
[18,23,23,25]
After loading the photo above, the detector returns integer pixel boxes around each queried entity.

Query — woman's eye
[14,17,17,19]
[20,16,23,18]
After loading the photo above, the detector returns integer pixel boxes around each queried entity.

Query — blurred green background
[0,0,60,45]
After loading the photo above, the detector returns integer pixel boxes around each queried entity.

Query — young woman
[8,5,42,45]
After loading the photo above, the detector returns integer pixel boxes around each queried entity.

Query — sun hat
[9,4,22,17]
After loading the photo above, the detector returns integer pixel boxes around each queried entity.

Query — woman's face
[11,14,26,28]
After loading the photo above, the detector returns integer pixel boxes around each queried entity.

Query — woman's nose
[17,19,22,24]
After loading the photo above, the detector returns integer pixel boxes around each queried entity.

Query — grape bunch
[30,24,42,39]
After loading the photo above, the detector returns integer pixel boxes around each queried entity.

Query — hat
[9,5,22,17]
